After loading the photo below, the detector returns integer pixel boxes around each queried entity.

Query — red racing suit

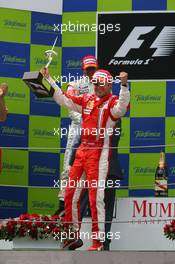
[52,81,130,240]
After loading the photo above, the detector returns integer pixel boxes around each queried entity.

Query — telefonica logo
[66,60,81,68]
[170,167,175,175]
[135,130,160,139]
[3,162,24,171]
[170,130,175,138]
[0,199,23,208]
[2,55,26,65]
[134,167,155,175]
[35,23,54,32]
[7,91,25,100]
[1,126,25,136]
[33,129,54,137]
[35,57,57,66]
[35,97,52,103]
[171,95,175,103]
[135,95,161,103]
[32,201,54,209]
[32,165,56,175]
[4,19,26,29]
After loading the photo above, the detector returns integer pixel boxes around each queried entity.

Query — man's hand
[40,67,56,97]
[0,83,8,121]
[0,83,8,97]
[40,67,50,79]
[119,72,128,86]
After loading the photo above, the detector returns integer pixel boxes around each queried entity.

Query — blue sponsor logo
[171,94,175,103]
[34,23,54,33]
[0,187,28,218]
[0,114,29,148]
[29,152,59,186]
[2,55,26,65]
[1,126,25,137]
[166,154,175,189]
[170,167,175,176]
[30,92,60,117]
[134,130,160,139]
[166,82,175,116]
[0,199,24,208]
[66,59,81,69]
[0,42,30,78]
[130,117,165,153]
[31,12,61,46]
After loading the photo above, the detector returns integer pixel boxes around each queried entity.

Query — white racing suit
[59,77,94,199]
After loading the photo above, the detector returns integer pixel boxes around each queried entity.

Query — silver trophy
[23,37,58,98]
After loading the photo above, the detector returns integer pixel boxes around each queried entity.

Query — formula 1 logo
[97,12,175,80]
[109,26,175,66]
[114,26,175,58]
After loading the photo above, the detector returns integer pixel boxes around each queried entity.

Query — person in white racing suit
[58,56,98,207]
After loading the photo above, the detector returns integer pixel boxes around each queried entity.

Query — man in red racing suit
[42,68,130,251]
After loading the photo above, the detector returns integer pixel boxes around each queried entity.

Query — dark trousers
[80,174,116,250]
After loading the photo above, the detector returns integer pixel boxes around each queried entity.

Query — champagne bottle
[155,152,168,197]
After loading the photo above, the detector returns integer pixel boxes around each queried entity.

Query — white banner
[80,198,175,251]
[113,198,175,250]
[0,0,62,14]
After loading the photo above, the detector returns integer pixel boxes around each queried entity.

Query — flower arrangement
[0,213,68,242]
[164,220,175,240]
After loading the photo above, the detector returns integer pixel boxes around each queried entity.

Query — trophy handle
[45,50,57,68]
[44,36,58,68]
[45,57,52,69]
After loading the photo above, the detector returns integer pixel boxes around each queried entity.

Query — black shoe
[103,245,110,251]
[103,243,110,251]
[63,238,83,250]
[53,200,65,216]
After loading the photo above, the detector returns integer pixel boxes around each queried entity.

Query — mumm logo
[132,200,174,218]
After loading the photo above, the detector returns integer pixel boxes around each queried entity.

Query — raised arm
[66,83,82,124]
[41,68,83,114]
[110,72,130,119]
